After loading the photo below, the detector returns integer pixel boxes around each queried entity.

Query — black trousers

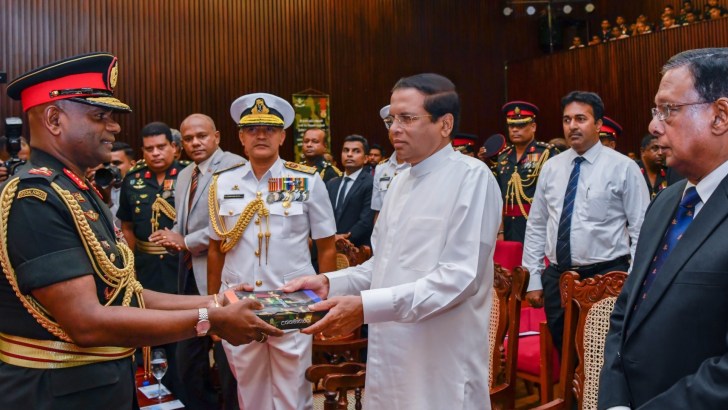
[542,256,630,354]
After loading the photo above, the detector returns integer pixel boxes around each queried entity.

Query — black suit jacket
[599,175,728,409]
[326,171,374,247]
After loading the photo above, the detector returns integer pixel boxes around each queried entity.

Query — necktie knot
[574,156,585,165]
[680,186,701,209]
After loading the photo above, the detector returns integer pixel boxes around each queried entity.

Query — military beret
[7,52,130,113]
[502,100,539,125]
[230,93,295,129]
[600,116,623,139]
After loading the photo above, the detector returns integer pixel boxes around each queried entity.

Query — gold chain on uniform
[505,148,551,219]
[151,196,177,233]
[208,174,270,263]
[0,178,144,344]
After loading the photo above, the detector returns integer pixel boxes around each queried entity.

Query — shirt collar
[410,144,454,178]
[241,157,283,180]
[345,168,362,180]
[567,140,602,164]
[195,149,220,174]
[687,158,728,204]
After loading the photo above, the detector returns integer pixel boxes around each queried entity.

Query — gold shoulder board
[284,162,316,174]
[214,162,246,175]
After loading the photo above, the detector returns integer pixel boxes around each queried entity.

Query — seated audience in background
[588,35,602,46]
[326,134,375,247]
[569,36,586,49]
[662,14,679,29]
[683,11,698,24]
[610,27,629,40]
[709,6,726,19]
[705,0,728,19]
[615,15,629,34]
[600,19,612,41]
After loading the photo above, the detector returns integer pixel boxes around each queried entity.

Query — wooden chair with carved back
[335,238,372,270]
[306,362,366,410]
[534,270,628,410]
[490,265,528,409]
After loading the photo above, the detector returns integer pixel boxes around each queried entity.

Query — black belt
[551,255,630,274]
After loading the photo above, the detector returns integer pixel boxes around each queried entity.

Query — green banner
[292,92,330,163]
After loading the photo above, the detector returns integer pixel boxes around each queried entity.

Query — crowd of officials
[2,46,728,410]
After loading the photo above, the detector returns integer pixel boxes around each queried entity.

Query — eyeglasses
[650,101,713,121]
[383,114,432,130]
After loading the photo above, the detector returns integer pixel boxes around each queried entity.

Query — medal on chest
[267,177,310,208]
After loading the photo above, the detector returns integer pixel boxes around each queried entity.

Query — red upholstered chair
[493,240,524,271]
[514,269,561,405]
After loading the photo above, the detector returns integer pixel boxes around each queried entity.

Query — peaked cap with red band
[599,116,623,139]
[7,52,131,113]
[502,100,539,125]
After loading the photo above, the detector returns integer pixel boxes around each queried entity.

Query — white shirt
[523,142,650,292]
[370,152,410,211]
[209,158,336,290]
[335,168,362,206]
[326,144,502,409]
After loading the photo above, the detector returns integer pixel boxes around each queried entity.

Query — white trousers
[223,331,313,410]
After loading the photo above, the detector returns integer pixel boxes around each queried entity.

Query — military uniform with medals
[214,93,336,410]
[117,160,187,294]
[497,101,557,243]
[0,53,143,409]
[636,160,669,200]
[371,153,410,212]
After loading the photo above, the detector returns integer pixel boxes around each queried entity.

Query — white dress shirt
[523,142,650,292]
[326,144,502,409]
[370,152,410,211]
[335,167,362,206]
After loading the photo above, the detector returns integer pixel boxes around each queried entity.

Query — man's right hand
[210,298,283,345]
[526,290,544,308]
[280,274,330,299]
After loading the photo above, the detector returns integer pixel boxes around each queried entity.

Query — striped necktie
[183,166,199,271]
[635,186,701,310]
[556,156,585,268]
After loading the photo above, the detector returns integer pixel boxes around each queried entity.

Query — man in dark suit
[326,134,374,247]
[599,48,728,409]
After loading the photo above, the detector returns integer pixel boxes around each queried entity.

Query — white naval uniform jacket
[327,145,502,410]
[209,158,336,291]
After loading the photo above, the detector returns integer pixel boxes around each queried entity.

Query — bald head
[180,113,221,164]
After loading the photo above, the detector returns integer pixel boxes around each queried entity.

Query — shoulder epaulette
[179,159,192,166]
[536,141,550,147]
[128,159,147,174]
[18,166,59,183]
[284,161,316,174]
[330,164,343,177]
[378,157,389,165]
[214,162,246,175]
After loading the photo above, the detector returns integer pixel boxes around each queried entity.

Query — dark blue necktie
[635,186,701,310]
[556,156,585,268]
[335,177,351,217]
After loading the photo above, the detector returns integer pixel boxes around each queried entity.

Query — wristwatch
[196,308,210,337]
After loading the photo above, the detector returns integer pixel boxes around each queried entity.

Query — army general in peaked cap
[0,52,281,409]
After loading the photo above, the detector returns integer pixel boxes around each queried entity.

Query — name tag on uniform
[224,194,245,199]
[379,176,392,190]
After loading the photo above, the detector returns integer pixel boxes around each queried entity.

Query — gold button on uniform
[109,253,116,263]
[255,280,263,287]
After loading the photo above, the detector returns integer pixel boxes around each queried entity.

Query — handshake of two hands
[210,274,364,346]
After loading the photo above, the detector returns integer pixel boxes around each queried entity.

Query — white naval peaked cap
[230,92,295,129]
[379,104,390,120]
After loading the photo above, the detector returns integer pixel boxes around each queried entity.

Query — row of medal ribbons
[267,177,310,204]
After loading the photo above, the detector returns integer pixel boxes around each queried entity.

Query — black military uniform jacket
[117,160,187,294]
[495,139,557,242]
[636,160,669,200]
[0,150,138,409]
[303,157,342,183]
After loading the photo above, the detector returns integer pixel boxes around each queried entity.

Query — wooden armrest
[305,363,366,384]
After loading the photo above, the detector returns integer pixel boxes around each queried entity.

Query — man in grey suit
[599,48,728,409]
[151,113,243,410]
